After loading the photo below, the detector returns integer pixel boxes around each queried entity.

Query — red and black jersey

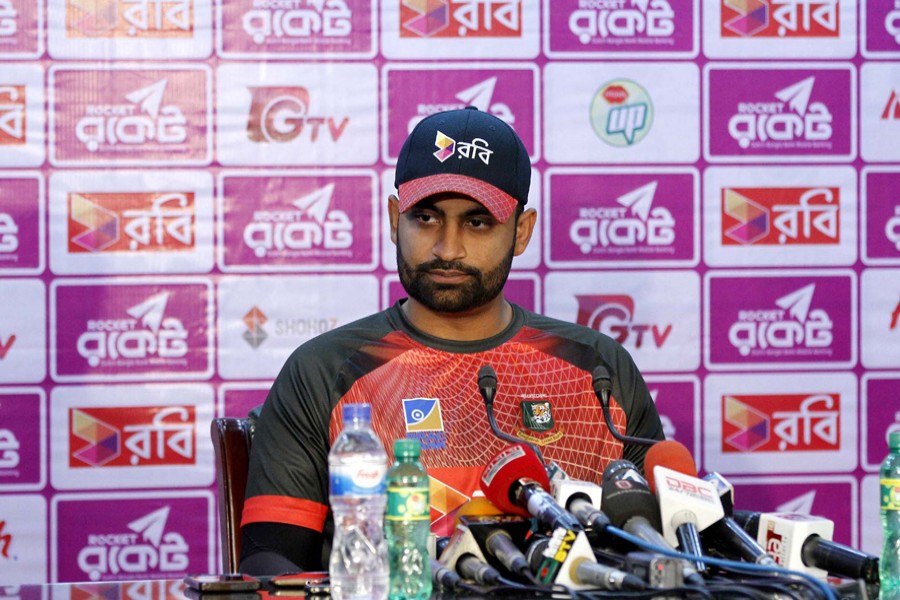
[242,301,663,539]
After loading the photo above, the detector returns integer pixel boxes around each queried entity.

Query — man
[239,107,664,574]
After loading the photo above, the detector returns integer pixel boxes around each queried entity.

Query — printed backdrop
[0,0,898,584]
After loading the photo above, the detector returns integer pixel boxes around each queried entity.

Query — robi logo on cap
[432,130,494,165]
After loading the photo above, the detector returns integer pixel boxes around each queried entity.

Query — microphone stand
[478,365,546,466]
[592,365,656,447]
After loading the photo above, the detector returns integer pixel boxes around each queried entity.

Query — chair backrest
[210,416,254,574]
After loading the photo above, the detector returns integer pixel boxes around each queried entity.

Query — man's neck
[401,296,513,341]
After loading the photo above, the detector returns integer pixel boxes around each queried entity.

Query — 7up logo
[590,79,653,147]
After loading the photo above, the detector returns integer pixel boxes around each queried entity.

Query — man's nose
[432,223,466,262]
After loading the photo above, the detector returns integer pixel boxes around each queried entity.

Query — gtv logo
[576,295,672,348]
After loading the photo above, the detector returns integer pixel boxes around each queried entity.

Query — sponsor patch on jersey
[520,400,554,432]
[402,397,446,450]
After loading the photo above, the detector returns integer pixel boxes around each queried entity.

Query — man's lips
[425,269,471,283]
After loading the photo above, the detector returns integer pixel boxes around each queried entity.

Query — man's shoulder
[518,307,613,346]
[296,308,396,356]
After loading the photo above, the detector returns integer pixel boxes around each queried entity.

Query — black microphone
[591,365,656,447]
[477,365,546,466]
[700,473,776,567]
[431,558,463,591]
[525,535,646,591]
[733,511,879,583]
[457,554,503,586]
[457,515,533,581]
[601,460,705,586]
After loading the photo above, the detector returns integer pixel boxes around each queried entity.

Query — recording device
[269,572,328,588]
[525,532,645,591]
[183,574,261,593]
[623,552,685,589]
[591,365,657,447]
[734,510,880,583]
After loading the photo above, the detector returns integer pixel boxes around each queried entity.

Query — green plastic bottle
[385,439,432,600]
[881,430,900,599]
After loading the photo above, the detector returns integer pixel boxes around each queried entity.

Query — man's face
[394,196,519,313]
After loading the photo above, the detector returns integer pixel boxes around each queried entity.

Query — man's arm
[239,522,323,575]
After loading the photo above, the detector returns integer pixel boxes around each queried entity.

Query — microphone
[479,443,582,533]
[457,554,503,586]
[601,459,705,586]
[552,479,611,536]
[700,473,777,567]
[457,514,532,581]
[734,511,879,583]
[591,365,656,447]
[431,558,463,591]
[525,534,646,591]
[477,365,546,466]
[645,441,721,573]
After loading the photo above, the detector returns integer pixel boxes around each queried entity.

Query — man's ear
[388,194,400,245]
[513,208,537,256]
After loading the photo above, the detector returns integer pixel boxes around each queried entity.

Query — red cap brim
[398,174,519,223]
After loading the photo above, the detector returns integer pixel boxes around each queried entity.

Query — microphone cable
[604,524,838,600]
[591,365,657,448]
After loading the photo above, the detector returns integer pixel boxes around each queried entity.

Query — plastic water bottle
[328,403,389,600]
[385,439,432,600]
[883,430,900,599]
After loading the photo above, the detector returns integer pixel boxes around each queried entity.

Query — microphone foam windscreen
[480,443,550,516]
[644,440,697,494]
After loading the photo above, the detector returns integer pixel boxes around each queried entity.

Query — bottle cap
[890,430,900,450]
[394,438,420,459]
[342,403,371,423]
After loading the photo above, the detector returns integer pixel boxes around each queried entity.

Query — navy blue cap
[394,107,531,223]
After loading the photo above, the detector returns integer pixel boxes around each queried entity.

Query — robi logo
[0,85,26,145]
[246,86,349,144]
[0,520,11,558]
[576,294,673,349]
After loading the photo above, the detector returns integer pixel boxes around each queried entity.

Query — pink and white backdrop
[0,0,898,584]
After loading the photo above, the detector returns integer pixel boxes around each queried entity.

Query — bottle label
[882,477,900,511]
[330,463,386,496]
[386,485,430,521]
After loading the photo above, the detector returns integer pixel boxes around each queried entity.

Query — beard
[396,239,515,314]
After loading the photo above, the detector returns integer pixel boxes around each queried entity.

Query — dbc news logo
[569,181,675,255]
[401,0,522,38]
[68,192,195,254]
[568,0,675,46]
[75,292,188,368]
[723,393,840,454]
[576,294,672,349]
[0,85,26,146]
[727,283,833,358]
[242,183,352,258]
[241,0,352,45]
[64,0,193,38]
[74,506,189,581]
[722,0,839,38]
[246,86,349,144]
[70,405,196,468]
[722,186,839,246]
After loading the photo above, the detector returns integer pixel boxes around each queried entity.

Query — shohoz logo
[705,65,854,161]
[70,405,196,468]
[722,186,839,246]
[51,279,213,381]
[705,271,855,369]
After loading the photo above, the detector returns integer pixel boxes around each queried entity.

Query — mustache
[415,260,480,277]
